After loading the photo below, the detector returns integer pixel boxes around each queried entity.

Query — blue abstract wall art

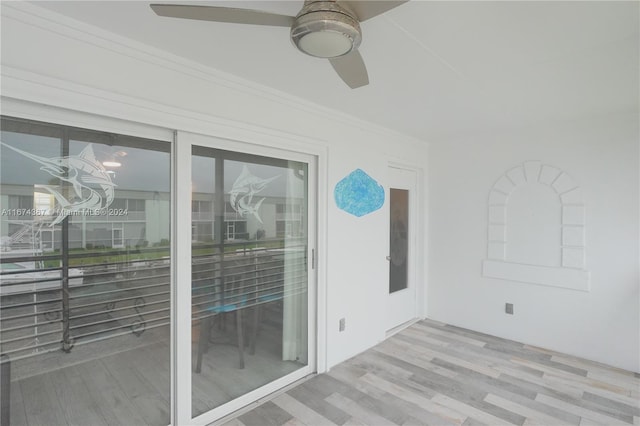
[334,168,385,217]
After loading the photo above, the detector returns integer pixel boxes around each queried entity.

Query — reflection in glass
[191,147,308,417]
[389,188,409,293]
[0,117,171,425]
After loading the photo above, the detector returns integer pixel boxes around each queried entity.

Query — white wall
[0,3,427,371]
[428,113,639,372]
[6,1,635,378]
[0,195,8,237]
[145,200,171,244]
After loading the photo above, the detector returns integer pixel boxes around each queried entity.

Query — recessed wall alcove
[482,161,590,291]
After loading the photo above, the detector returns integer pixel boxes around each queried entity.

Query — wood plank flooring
[224,319,640,426]
[6,303,300,426]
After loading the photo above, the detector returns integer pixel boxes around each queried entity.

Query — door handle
[386,255,391,261]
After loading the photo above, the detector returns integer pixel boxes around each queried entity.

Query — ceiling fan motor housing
[291,1,362,58]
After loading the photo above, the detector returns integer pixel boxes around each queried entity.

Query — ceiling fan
[150,1,408,89]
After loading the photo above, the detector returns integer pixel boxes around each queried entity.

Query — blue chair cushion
[206,295,247,313]
[209,304,239,313]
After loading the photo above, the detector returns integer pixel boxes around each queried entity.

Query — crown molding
[1,2,427,149]
[1,65,328,157]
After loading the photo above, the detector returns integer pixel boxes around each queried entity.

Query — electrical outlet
[505,303,514,315]
[339,318,346,332]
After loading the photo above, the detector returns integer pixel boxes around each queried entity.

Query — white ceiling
[30,1,639,142]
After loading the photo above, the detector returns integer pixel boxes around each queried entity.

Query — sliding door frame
[1,97,328,426]
[174,131,318,426]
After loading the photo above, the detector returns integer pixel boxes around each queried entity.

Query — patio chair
[194,269,249,372]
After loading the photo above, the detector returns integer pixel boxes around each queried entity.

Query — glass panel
[191,147,308,417]
[389,188,409,293]
[0,117,171,426]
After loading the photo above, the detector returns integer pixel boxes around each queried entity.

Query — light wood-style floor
[223,319,640,426]
[6,303,301,426]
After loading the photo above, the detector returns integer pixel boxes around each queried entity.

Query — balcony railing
[0,239,307,362]
[191,211,215,221]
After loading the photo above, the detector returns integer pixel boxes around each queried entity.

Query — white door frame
[111,224,124,248]
[2,94,329,426]
[174,131,318,426]
[386,163,423,331]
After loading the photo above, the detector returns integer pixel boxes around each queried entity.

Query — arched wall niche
[482,161,590,291]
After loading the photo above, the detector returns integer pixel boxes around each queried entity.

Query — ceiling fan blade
[329,51,369,89]
[150,4,295,27]
[339,1,408,22]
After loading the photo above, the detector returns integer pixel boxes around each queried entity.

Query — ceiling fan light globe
[298,31,353,58]
[291,5,362,59]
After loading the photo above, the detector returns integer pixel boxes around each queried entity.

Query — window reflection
[0,117,171,426]
[191,148,309,417]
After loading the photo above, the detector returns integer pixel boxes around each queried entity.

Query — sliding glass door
[0,116,172,426]
[1,118,316,425]
[175,133,316,424]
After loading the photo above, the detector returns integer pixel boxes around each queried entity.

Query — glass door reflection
[0,117,172,426]
[191,147,309,417]
[389,188,409,293]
